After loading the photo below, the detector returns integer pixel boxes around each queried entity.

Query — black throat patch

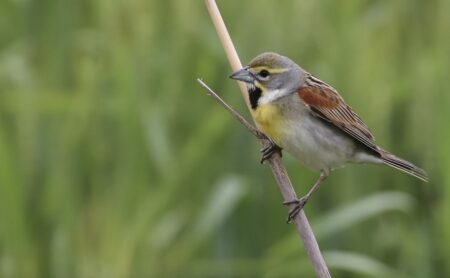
[248,86,262,110]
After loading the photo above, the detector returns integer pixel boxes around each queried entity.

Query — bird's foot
[260,139,282,164]
[283,196,308,224]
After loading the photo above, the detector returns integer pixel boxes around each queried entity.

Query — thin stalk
[201,1,331,277]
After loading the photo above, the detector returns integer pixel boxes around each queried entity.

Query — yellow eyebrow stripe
[252,66,289,74]
[254,80,267,91]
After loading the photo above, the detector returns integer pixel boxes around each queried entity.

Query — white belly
[274,97,359,171]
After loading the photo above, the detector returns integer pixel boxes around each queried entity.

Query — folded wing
[298,75,379,153]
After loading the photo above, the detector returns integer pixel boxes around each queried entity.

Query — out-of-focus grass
[0,0,449,277]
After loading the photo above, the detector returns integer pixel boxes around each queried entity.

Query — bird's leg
[260,138,282,164]
[283,170,330,223]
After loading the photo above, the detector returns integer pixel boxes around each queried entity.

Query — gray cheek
[268,76,287,90]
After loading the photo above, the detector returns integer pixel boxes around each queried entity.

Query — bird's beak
[229,67,255,84]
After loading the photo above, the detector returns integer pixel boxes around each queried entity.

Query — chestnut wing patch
[298,86,379,152]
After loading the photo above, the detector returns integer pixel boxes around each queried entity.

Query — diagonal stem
[197,79,266,140]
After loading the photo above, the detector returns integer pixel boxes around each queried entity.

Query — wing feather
[298,77,379,153]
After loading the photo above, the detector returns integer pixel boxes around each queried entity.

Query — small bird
[230,52,428,222]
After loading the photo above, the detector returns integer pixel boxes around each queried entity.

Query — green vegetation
[0,0,449,277]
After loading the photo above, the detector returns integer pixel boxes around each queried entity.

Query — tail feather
[381,152,428,182]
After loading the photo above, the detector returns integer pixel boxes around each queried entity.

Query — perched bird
[230,52,428,222]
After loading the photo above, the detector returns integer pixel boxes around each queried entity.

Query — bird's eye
[259,69,270,78]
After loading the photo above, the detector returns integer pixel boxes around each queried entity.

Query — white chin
[247,83,256,91]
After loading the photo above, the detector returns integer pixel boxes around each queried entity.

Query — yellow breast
[252,104,283,144]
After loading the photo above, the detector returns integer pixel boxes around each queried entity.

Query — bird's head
[230,52,306,100]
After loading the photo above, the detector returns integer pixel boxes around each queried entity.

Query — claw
[260,140,282,164]
[282,170,330,224]
[283,197,308,224]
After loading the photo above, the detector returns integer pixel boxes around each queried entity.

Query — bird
[229,52,428,223]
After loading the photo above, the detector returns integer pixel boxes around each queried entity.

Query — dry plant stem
[204,1,331,277]
[197,79,265,139]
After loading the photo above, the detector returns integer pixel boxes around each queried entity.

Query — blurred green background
[0,0,449,277]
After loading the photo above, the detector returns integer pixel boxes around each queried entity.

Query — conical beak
[229,67,256,84]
